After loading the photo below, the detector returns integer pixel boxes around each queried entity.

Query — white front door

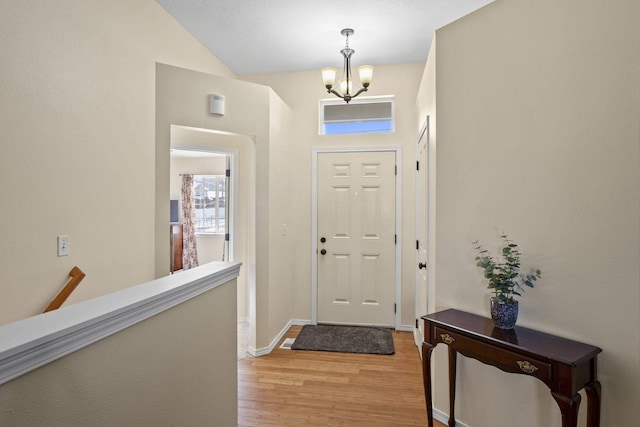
[415,118,429,347]
[317,151,396,327]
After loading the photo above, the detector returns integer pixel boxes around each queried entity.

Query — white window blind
[320,97,394,135]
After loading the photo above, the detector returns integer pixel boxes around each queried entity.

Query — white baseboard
[290,319,312,327]
[412,327,422,357]
[247,319,311,357]
[433,408,469,427]
[396,324,414,332]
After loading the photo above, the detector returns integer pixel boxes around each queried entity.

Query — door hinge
[415,318,419,328]
[394,303,397,314]
[416,240,419,250]
[225,169,231,177]
[225,233,230,241]
[416,161,420,171]
[394,234,397,244]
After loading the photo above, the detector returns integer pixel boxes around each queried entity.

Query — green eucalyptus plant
[473,234,542,303]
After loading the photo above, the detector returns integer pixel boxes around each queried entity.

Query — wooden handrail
[43,266,86,313]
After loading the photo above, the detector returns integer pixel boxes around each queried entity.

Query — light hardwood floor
[238,325,445,427]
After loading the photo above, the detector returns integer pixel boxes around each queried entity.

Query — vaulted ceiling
[156,0,494,75]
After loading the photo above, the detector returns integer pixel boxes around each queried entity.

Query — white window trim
[193,174,226,236]
[318,95,396,135]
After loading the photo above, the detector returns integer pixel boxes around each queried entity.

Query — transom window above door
[319,96,394,135]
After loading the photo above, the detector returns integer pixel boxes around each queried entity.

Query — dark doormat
[291,324,395,355]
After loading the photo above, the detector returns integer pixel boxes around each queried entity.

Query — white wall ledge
[0,261,241,385]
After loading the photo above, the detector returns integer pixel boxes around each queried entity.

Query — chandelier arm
[327,88,345,99]
[350,87,369,99]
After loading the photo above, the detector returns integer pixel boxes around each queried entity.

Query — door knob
[418,262,427,269]
[320,249,327,255]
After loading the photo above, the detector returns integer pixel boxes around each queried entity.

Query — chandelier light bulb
[358,65,374,86]
[340,79,352,95]
[321,68,337,87]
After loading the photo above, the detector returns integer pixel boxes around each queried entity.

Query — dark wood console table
[421,309,601,427]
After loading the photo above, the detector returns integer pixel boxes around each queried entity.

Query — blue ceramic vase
[490,298,519,329]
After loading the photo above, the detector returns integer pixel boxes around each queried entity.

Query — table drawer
[434,327,552,383]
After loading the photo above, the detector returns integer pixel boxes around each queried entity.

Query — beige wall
[0,0,233,325]
[242,62,425,327]
[418,0,640,425]
[0,279,238,426]
[266,95,295,342]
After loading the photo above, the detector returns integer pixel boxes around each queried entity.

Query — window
[193,175,226,234]
[320,97,394,135]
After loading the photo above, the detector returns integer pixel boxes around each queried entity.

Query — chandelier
[321,28,374,103]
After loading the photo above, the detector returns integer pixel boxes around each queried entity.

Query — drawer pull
[441,334,455,344]
[517,360,539,374]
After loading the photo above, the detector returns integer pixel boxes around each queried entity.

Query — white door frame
[311,146,402,330]
[170,142,239,262]
[414,116,430,348]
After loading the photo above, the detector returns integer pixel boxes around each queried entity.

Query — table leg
[585,381,601,427]
[422,342,435,427]
[448,346,457,427]
[551,391,581,427]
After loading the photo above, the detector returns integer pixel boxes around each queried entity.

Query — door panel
[318,151,396,326]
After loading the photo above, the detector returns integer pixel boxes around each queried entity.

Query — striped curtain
[181,174,199,270]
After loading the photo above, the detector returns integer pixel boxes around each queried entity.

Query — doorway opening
[169,125,256,359]
[170,150,230,265]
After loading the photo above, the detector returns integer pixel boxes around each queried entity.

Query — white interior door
[317,151,396,327]
[415,118,429,347]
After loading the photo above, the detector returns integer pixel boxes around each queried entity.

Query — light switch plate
[57,235,69,257]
